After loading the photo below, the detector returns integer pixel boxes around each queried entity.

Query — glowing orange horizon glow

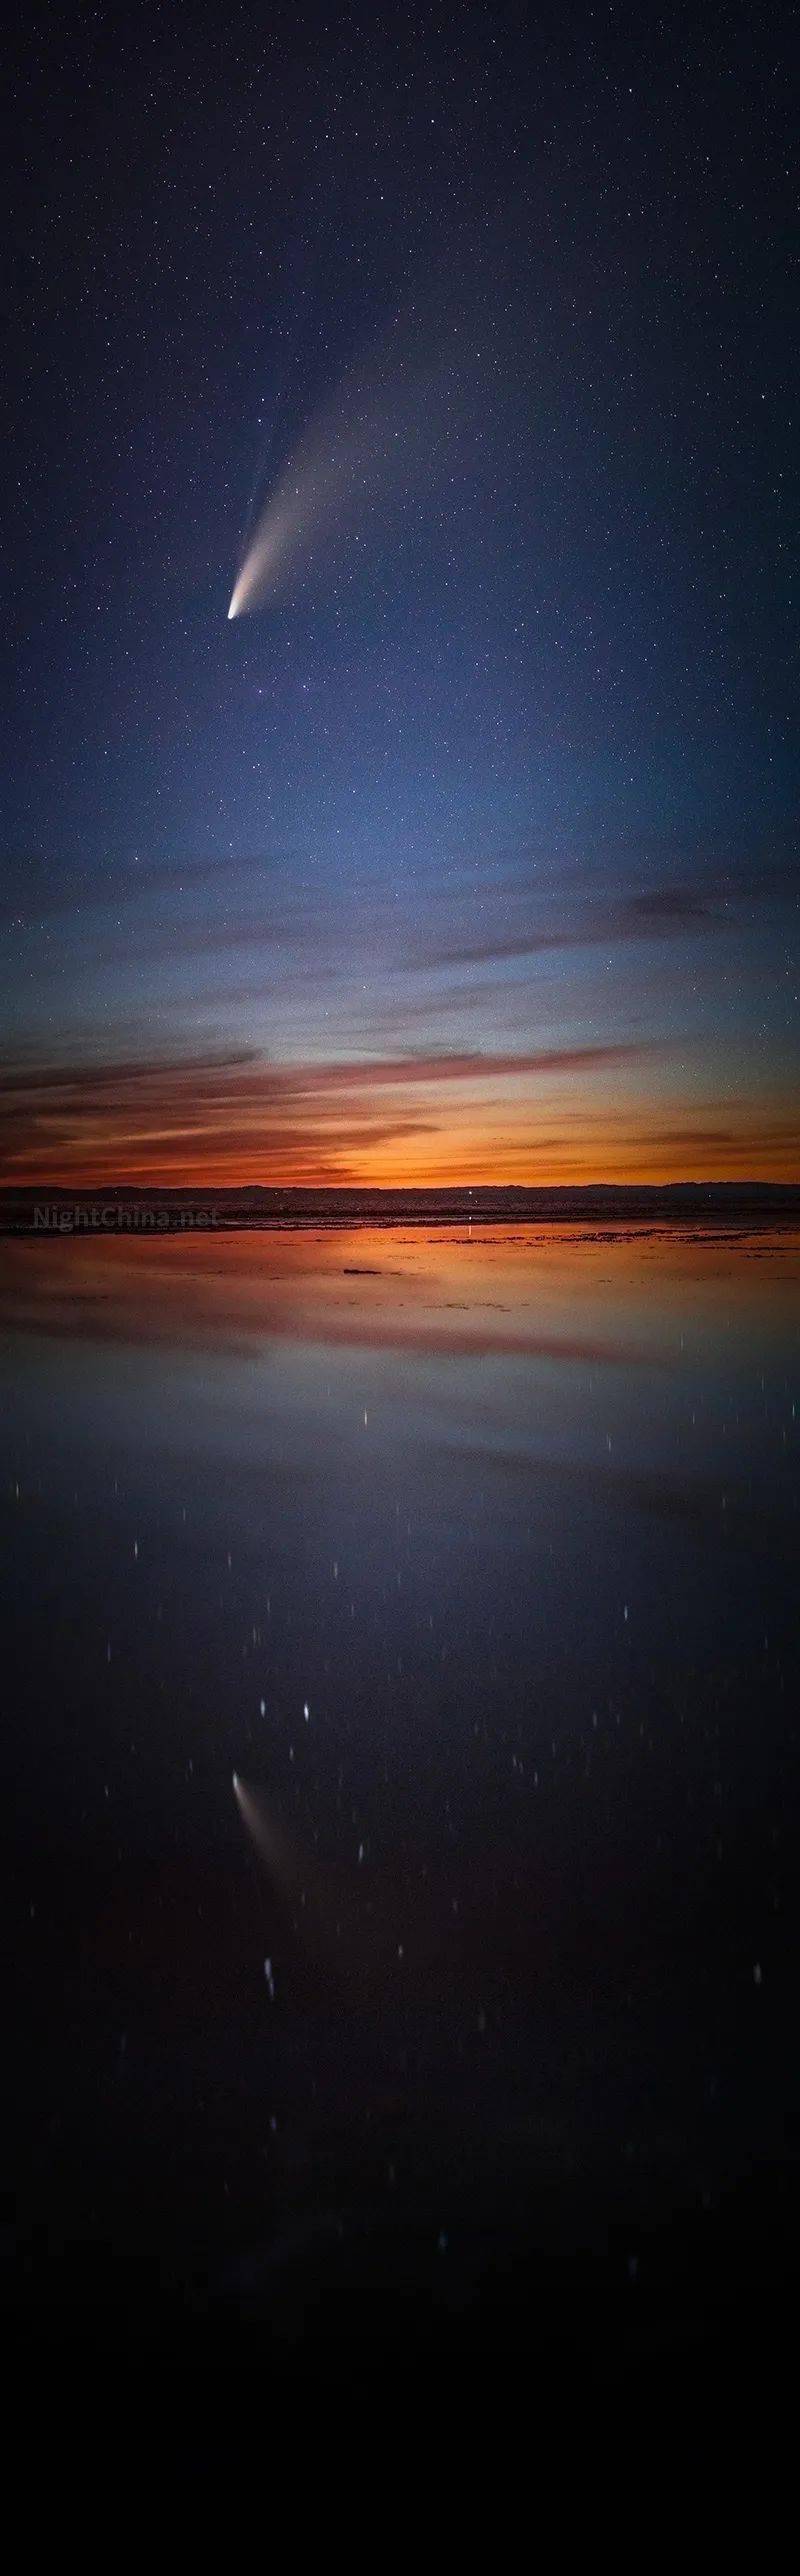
[2,1039,797,1190]
[5,1124,799,1190]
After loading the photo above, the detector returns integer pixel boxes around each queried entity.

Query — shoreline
[2,1181,799,1238]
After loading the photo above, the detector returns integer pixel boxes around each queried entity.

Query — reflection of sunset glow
[3,1221,798,1361]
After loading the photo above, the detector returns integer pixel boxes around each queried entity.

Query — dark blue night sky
[3,0,797,1184]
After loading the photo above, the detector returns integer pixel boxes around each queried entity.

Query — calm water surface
[2,1224,798,2354]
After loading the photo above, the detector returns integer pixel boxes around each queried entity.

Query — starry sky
[3,0,797,1187]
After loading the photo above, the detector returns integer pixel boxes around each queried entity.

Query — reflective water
[2,1224,798,2349]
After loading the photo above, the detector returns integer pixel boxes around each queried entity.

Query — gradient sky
[3,0,797,1187]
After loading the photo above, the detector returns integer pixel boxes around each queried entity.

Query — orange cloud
[0,1037,797,1188]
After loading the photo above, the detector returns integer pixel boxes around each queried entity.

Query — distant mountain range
[2,1180,799,1233]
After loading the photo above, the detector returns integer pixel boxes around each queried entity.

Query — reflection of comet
[234,1766,399,1992]
[227,321,480,619]
[232,1769,334,1953]
[232,1771,299,1902]
[230,1772,567,2015]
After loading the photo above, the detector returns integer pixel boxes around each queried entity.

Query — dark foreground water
[2,1223,798,2389]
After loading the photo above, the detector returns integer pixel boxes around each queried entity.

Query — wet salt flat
[2,1223,798,2358]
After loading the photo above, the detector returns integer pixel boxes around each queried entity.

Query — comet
[226,316,483,620]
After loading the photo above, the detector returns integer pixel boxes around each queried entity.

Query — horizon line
[3,1178,798,1201]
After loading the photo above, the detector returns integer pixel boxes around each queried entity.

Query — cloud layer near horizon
[2,827,796,1186]
[1,1028,797,1188]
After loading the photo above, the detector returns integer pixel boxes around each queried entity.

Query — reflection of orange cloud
[3,1221,798,1364]
[1,1039,797,1187]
